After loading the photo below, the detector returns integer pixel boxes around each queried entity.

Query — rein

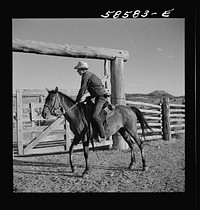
[65,102,78,113]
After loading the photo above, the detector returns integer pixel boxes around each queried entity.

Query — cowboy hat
[74,61,89,70]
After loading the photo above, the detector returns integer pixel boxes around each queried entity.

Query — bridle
[44,93,64,117]
[44,93,78,117]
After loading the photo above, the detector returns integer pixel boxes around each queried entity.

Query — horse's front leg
[69,136,80,173]
[82,135,90,178]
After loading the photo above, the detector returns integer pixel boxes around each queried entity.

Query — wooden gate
[23,117,66,155]
[13,89,70,155]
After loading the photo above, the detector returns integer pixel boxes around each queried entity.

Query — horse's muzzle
[42,106,50,119]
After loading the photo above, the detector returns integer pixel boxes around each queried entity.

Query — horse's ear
[55,87,58,93]
[46,87,50,93]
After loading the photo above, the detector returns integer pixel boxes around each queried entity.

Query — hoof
[128,164,134,170]
[71,166,76,173]
[82,170,90,178]
[142,166,148,171]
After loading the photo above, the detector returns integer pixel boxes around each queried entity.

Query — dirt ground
[13,135,185,193]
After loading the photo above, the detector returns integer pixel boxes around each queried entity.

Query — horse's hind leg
[118,128,136,169]
[127,130,148,171]
[69,135,81,173]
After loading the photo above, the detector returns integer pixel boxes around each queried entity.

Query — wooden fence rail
[126,100,163,141]
[13,89,185,156]
[126,97,185,141]
[169,102,185,136]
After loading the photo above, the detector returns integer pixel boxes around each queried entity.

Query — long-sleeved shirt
[76,71,107,102]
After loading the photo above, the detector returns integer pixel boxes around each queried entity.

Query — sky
[12,18,184,96]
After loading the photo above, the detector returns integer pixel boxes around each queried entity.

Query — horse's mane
[58,91,76,107]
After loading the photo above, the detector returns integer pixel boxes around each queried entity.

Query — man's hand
[79,95,86,103]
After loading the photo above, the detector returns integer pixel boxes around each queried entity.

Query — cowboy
[74,61,108,141]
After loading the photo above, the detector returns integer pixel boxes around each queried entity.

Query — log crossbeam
[13,39,129,62]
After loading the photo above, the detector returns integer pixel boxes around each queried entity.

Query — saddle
[80,99,115,138]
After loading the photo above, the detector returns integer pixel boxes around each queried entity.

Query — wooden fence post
[16,89,23,155]
[162,97,171,141]
[29,102,35,123]
[39,95,44,103]
[110,57,128,150]
[104,59,109,90]
[29,103,36,142]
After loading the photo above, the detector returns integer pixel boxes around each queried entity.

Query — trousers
[93,95,107,138]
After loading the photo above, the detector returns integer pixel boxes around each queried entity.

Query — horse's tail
[130,106,153,139]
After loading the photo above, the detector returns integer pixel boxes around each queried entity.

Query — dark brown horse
[42,87,152,177]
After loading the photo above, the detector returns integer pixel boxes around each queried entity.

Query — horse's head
[42,87,63,119]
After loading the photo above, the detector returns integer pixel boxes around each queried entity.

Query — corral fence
[126,97,185,142]
[13,89,185,156]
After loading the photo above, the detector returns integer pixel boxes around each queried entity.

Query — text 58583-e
[101,9,174,19]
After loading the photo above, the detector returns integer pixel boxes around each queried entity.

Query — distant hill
[125,90,184,104]
[147,90,174,98]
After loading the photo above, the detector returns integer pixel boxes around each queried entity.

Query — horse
[42,87,152,177]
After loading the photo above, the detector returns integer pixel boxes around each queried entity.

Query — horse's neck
[61,93,84,133]
[59,93,74,109]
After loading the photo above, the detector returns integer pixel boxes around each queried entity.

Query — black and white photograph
[12,16,187,194]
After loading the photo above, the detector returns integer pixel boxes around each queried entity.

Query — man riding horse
[74,61,108,142]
